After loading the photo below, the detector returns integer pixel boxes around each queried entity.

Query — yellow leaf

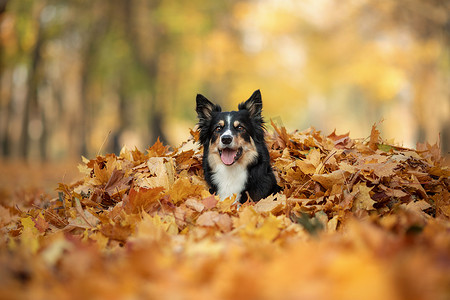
[327,215,339,232]
[93,161,110,184]
[217,195,236,212]
[135,213,178,242]
[20,216,41,253]
[89,231,109,250]
[235,206,259,230]
[255,214,282,241]
[170,177,204,204]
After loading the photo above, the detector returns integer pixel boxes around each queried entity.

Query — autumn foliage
[1,124,449,300]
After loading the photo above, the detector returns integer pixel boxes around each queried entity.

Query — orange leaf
[202,195,218,210]
[147,138,169,157]
[32,212,50,233]
[123,187,164,214]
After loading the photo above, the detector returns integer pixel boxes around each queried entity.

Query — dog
[196,89,280,203]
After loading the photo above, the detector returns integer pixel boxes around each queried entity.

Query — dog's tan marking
[235,136,258,167]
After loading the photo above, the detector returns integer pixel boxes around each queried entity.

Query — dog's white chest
[211,164,248,201]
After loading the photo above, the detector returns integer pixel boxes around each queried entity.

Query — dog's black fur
[196,90,280,203]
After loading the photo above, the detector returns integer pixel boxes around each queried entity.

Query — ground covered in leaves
[1,123,449,300]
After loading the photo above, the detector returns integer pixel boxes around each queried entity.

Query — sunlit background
[0,0,448,161]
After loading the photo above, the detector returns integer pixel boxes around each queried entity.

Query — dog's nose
[221,135,233,145]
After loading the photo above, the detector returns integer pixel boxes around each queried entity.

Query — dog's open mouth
[219,147,243,166]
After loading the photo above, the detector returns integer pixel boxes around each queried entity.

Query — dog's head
[196,90,264,167]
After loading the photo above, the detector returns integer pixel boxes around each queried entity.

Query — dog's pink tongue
[221,148,237,165]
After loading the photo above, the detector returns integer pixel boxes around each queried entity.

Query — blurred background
[0,0,449,162]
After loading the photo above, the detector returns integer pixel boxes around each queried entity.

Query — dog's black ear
[196,94,221,122]
[238,89,262,119]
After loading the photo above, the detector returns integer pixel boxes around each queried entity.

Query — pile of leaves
[1,123,449,300]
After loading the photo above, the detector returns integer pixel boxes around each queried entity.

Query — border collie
[196,89,280,203]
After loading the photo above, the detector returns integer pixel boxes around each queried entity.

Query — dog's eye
[236,125,245,131]
[214,126,223,132]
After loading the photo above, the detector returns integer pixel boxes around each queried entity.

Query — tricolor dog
[196,90,280,203]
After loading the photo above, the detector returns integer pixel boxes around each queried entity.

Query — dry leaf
[2,123,449,300]
[312,170,348,190]
[352,183,376,211]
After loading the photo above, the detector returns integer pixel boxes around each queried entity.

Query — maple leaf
[296,148,321,175]
[331,130,353,147]
[147,138,170,157]
[138,157,175,190]
[201,195,218,210]
[254,194,286,214]
[32,212,49,233]
[312,169,348,190]
[169,177,204,204]
[352,183,376,211]
[123,187,164,214]
[174,150,198,171]
[3,122,450,300]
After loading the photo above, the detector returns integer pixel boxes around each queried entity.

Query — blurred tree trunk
[113,77,131,155]
[122,0,167,145]
[0,72,13,157]
[79,12,110,157]
[0,0,10,157]
[19,10,45,160]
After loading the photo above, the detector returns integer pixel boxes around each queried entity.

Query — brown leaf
[296,148,321,175]
[254,194,286,214]
[32,212,50,233]
[312,170,348,190]
[352,183,376,211]
[104,169,131,195]
[99,223,133,242]
[368,123,381,151]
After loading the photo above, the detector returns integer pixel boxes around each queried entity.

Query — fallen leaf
[20,217,40,253]
[312,170,348,190]
[197,211,219,227]
[254,194,286,214]
[352,183,376,211]
[185,198,205,213]
[123,187,164,214]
